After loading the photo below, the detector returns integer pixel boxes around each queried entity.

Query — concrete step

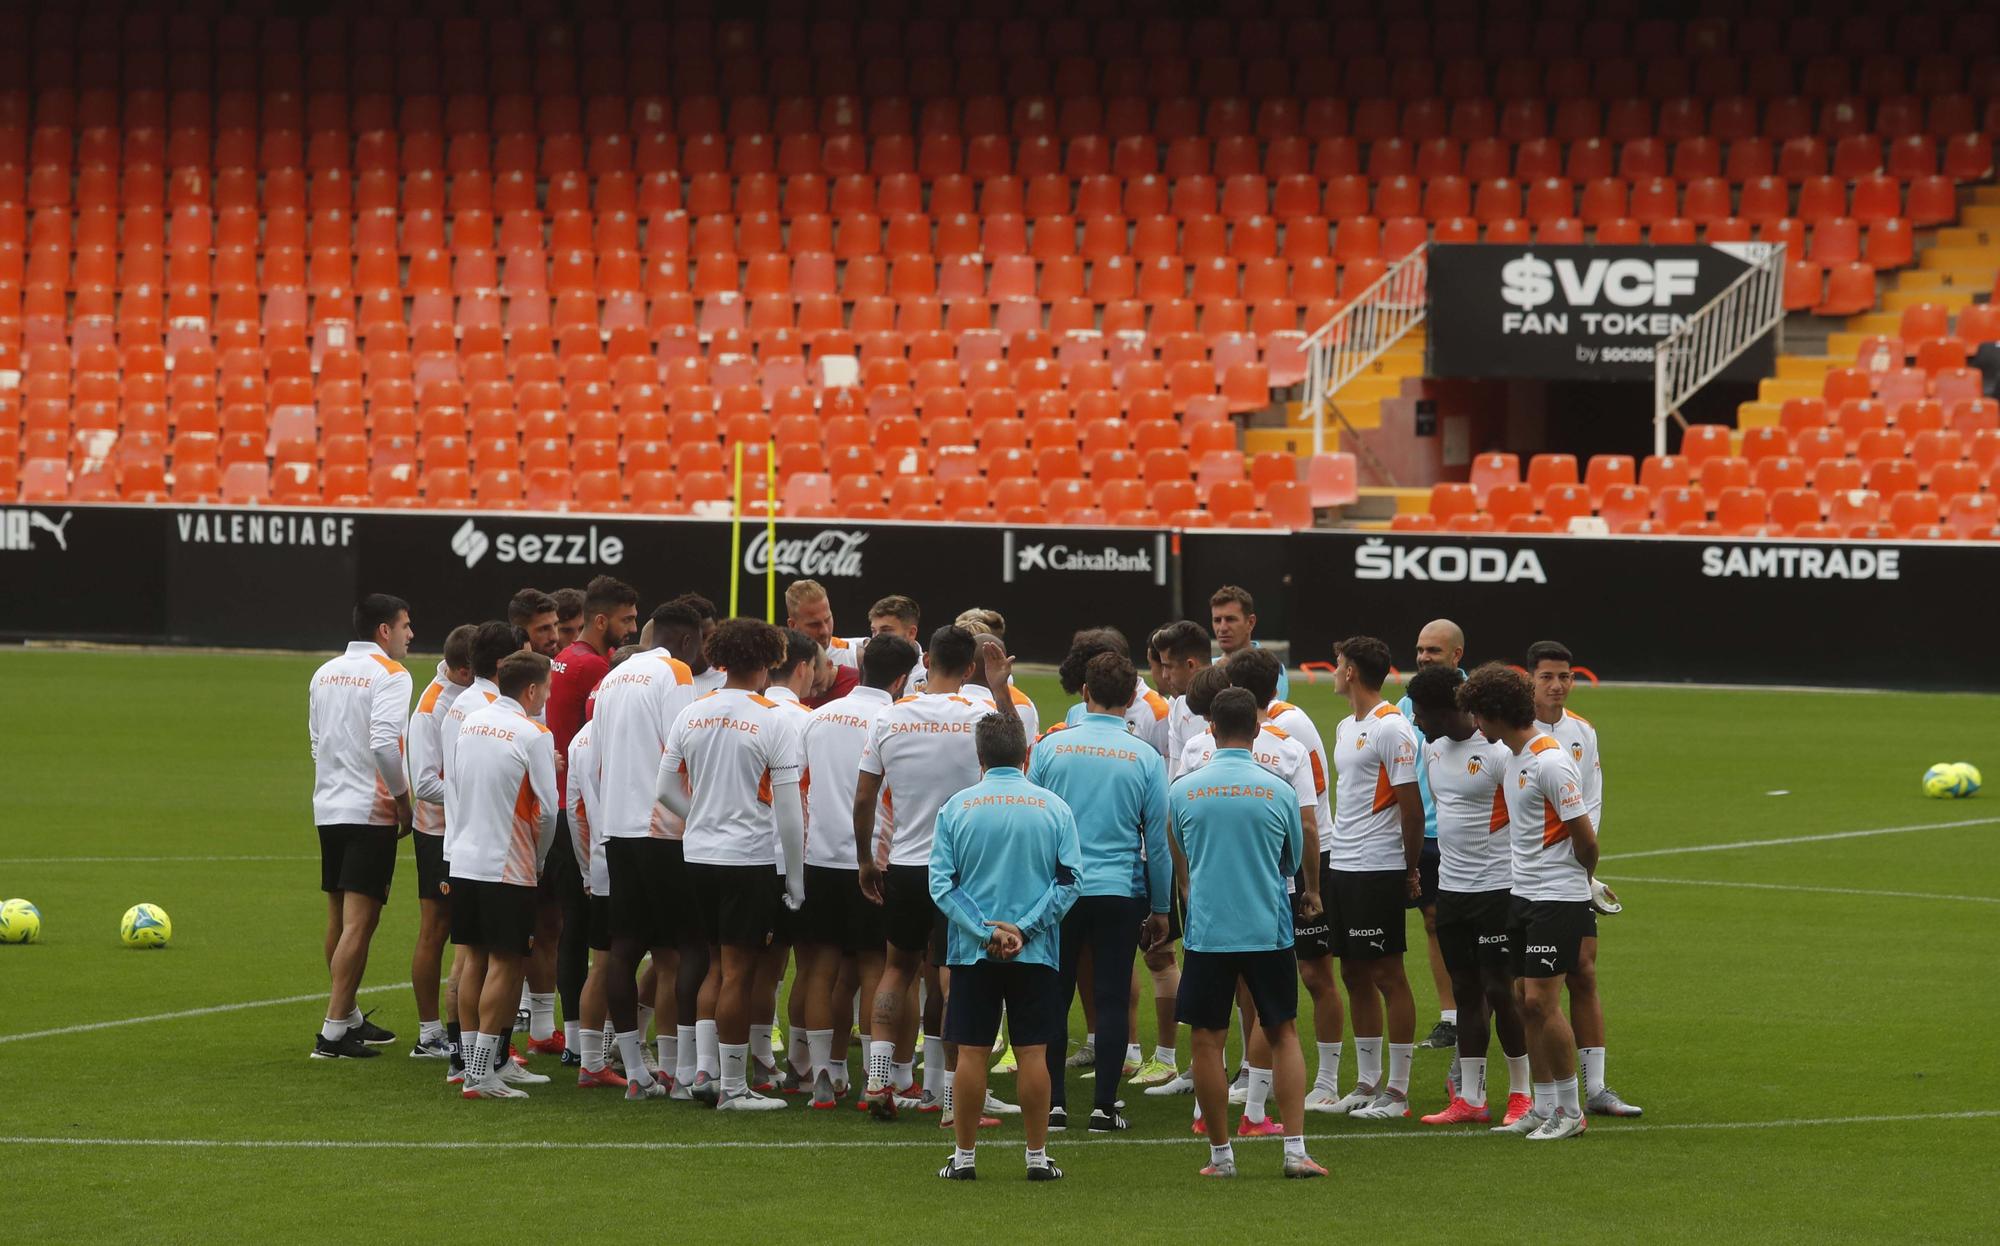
[1736,400,1781,427]
[1972,185,2000,206]
[1843,311,1905,334]
[1921,246,2000,271]
[1882,287,1974,312]
[1958,204,2000,229]
[1774,355,1832,381]
[1757,376,1824,403]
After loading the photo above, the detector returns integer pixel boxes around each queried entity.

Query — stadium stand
[1,2,1996,536]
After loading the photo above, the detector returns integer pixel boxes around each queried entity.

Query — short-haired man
[1399,619,1469,1054]
[854,625,996,1120]
[404,622,477,1059]
[1153,621,1214,765]
[1403,665,1533,1128]
[590,602,700,1100]
[1026,652,1171,1133]
[1458,662,1598,1141]
[799,634,920,1106]
[930,713,1081,1182]
[957,608,1040,739]
[450,651,559,1099]
[306,594,415,1060]
[509,589,562,658]
[537,576,640,1061]
[1527,640,1639,1119]
[1209,586,1289,702]
[1322,636,1424,1119]
[1052,628,1171,755]
[552,587,586,649]
[788,579,861,707]
[658,619,807,1111]
[751,628,819,1090]
[1171,688,1325,1179]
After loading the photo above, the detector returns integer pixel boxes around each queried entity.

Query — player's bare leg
[1569,936,1639,1115]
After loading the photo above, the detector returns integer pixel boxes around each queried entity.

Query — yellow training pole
[728,440,745,617]
[765,439,777,622]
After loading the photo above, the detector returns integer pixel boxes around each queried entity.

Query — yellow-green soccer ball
[0,898,42,944]
[1923,765,1969,799]
[119,903,172,949]
[1952,763,1982,795]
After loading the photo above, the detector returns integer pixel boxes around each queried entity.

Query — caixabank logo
[1001,530,1168,585]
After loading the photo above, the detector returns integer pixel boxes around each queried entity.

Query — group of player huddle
[304,577,1637,1181]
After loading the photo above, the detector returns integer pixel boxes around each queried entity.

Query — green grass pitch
[2,648,1996,1242]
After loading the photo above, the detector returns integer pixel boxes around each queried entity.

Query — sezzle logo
[451,518,624,569]
[744,529,867,577]
[1015,542,1155,574]
[1,509,73,552]
[1355,538,1547,584]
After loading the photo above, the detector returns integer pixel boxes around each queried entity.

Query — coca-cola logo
[744,530,868,577]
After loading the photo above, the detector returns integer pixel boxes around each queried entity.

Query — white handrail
[1652,242,1787,456]
[1302,245,1429,455]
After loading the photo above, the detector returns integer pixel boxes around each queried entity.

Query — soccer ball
[119,903,173,949]
[1953,763,1983,795]
[1922,764,1970,799]
[0,898,42,944]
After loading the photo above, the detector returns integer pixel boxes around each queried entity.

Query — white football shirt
[860,691,995,867]
[1425,733,1512,893]
[1328,701,1420,871]
[1536,709,1602,833]
[590,648,697,841]
[405,663,464,836]
[307,641,412,826]
[661,688,804,867]
[1267,700,1333,848]
[1503,735,1592,902]
[801,685,894,869]
[447,695,558,887]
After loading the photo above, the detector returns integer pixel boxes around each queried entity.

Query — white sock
[1024,1146,1048,1170]
[750,1023,774,1069]
[614,1030,652,1085]
[696,1019,720,1077]
[1125,1041,1142,1064]
[579,1027,607,1073]
[1082,1031,1096,1050]
[656,1032,676,1075]
[419,1018,446,1043]
[1209,1142,1233,1166]
[807,1028,834,1078]
[528,992,556,1041]
[939,1068,955,1114]
[953,1146,977,1170]
[1153,1044,1177,1066]
[676,1025,697,1084]
[1387,1043,1414,1096]
[321,1017,349,1042]
[1246,1067,1273,1122]
[893,1059,915,1092]
[790,1029,811,1074]
[1354,1036,1383,1090]
[1556,1075,1581,1115]
[867,1040,895,1087]
[921,1034,945,1093]
[563,1020,580,1051]
[636,1003,655,1040]
[1460,1056,1487,1107]
[1439,1009,1457,1024]
[1507,1053,1532,1096]
[345,1007,364,1026]
[1579,1046,1606,1096]
[476,1032,503,1081]
[1282,1134,1306,1158]
[464,1032,492,1082]
[1533,1081,1556,1116]
[1313,1042,1342,1093]
[720,1041,749,1095]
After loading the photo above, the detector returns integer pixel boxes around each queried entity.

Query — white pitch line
[0,983,402,1045]
[0,1110,1993,1154]
[1603,875,2000,906]
[0,852,316,864]
[1599,816,2000,862]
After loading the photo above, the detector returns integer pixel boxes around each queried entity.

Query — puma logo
[28,510,73,550]
[1540,957,1556,970]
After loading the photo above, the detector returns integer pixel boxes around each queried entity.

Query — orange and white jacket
[308,641,412,827]
[438,675,501,847]
[405,662,466,837]
[446,695,559,887]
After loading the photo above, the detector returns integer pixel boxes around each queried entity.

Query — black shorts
[688,861,780,949]
[449,877,537,956]
[1507,897,1597,979]
[585,895,614,952]
[1292,882,1333,960]
[1434,888,1513,979]
[318,824,396,904]
[412,832,449,903]
[539,819,582,904]
[1406,839,1441,909]
[605,836,687,949]
[1325,867,1408,960]
[1177,948,1299,1032]
[942,961,1063,1048]
[802,864,886,953]
[883,864,938,956]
